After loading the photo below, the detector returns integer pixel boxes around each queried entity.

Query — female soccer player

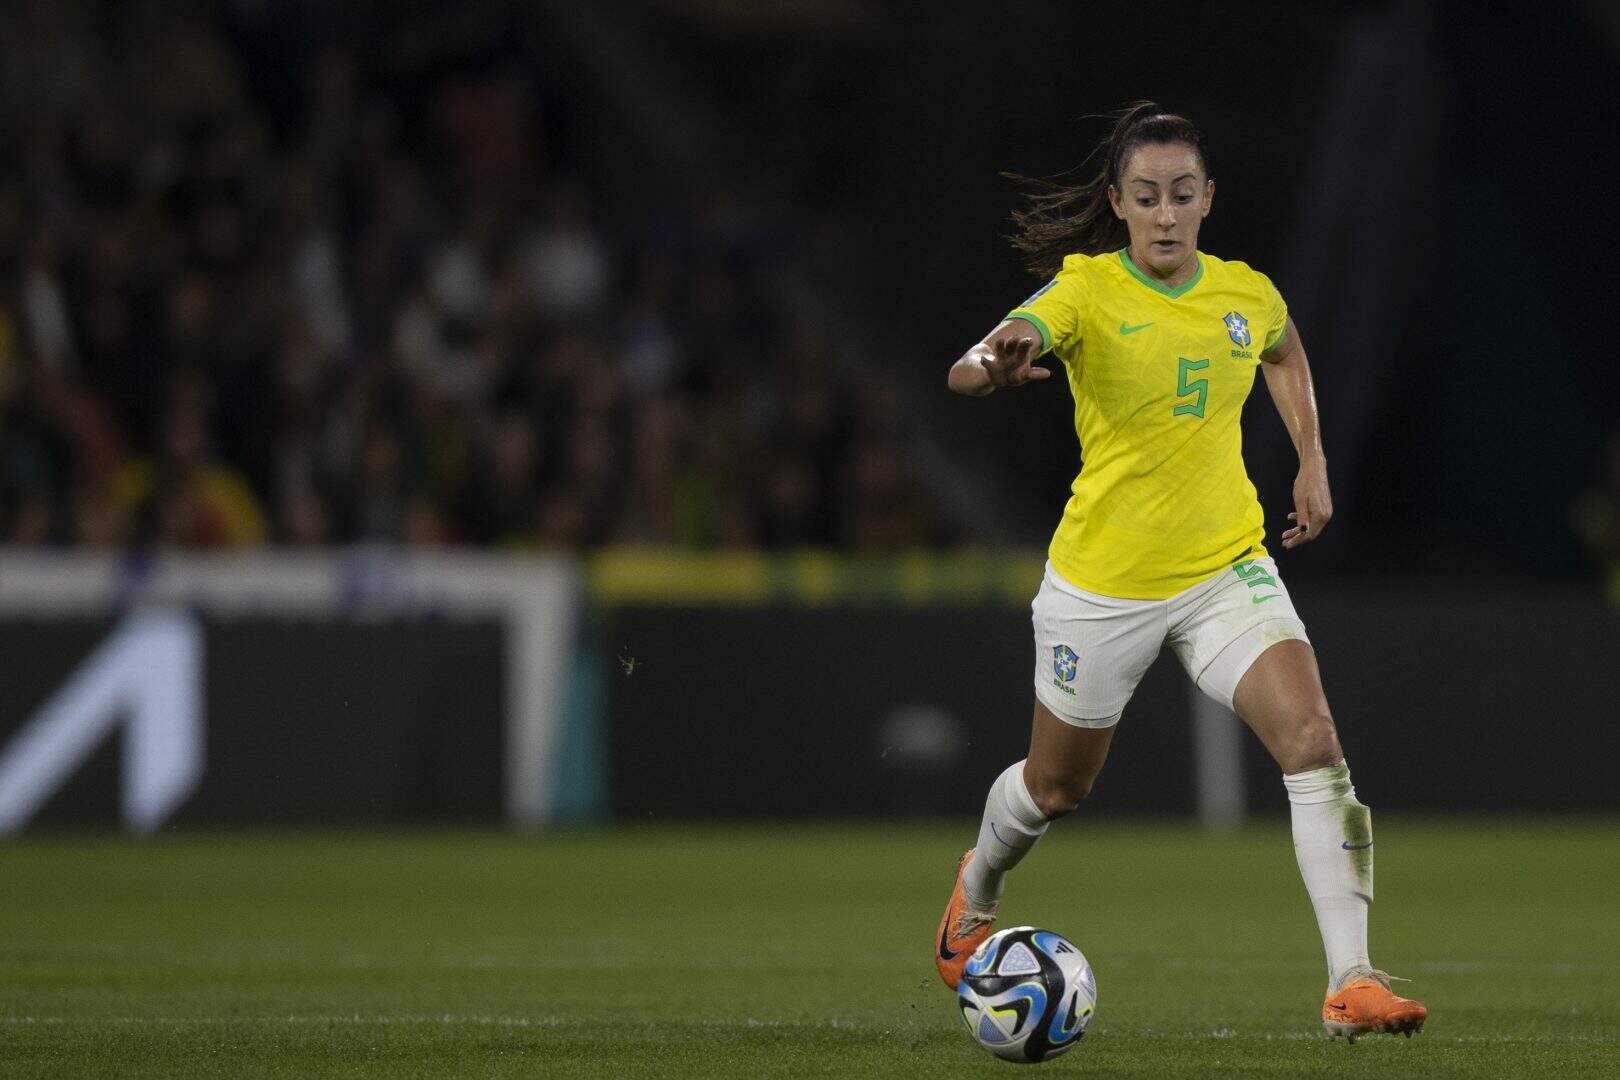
[934,102,1427,1041]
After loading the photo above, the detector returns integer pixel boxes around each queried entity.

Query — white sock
[1284,761,1373,989]
[961,760,1050,910]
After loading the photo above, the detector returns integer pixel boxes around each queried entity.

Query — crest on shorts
[1053,644,1079,684]
[1222,311,1251,347]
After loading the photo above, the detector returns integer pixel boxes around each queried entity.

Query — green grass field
[3,819,1617,1078]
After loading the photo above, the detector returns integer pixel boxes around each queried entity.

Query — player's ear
[1107,184,1125,220]
[1202,178,1215,218]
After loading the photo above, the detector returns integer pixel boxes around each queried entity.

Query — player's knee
[1026,771,1094,819]
[1282,704,1341,773]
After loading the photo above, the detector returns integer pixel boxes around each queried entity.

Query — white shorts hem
[1193,618,1311,711]
[1034,683,1123,729]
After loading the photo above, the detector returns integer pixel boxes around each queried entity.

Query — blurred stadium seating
[2,0,1617,584]
[3,5,1620,1076]
[0,2,941,551]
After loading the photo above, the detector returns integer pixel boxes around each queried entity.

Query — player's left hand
[1282,458,1331,549]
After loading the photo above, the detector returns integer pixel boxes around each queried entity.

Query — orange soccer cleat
[1322,969,1428,1042]
[934,849,997,989]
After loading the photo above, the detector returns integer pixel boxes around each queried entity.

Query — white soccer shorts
[1032,556,1310,727]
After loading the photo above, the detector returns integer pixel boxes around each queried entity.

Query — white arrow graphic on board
[0,609,204,833]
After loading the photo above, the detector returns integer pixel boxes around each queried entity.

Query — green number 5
[1173,356,1209,418]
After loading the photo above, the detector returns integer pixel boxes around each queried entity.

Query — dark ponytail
[1005,101,1211,278]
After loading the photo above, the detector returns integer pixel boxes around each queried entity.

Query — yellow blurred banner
[586,547,1048,607]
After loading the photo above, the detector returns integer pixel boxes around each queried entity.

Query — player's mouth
[1152,239,1180,252]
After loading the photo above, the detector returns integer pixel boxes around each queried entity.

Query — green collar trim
[1118,247,1204,299]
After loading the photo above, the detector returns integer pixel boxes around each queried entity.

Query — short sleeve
[1006,259,1092,356]
[1257,272,1289,354]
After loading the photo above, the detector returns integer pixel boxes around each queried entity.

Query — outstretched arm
[948,319,1053,397]
[1261,316,1332,549]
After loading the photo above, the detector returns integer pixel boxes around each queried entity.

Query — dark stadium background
[3,0,1616,567]
[2,0,1615,824]
[3,4,1619,1077]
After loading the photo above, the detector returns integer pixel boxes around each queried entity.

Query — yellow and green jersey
[1007,248,1288,599]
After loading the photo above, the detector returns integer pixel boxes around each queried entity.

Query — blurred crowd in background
[0,2,942,551]
[3,0,1618,599]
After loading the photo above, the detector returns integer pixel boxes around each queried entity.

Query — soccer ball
[955,926,1096,1063]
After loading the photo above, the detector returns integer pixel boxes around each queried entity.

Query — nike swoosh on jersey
[1118,320,1155,335]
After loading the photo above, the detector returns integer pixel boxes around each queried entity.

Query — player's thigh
[1167,555,1311,711]
[1024,698,1115,817]
[1230,639,1342,773]
[1030,562,1163,728]
[1165,556,1338,772]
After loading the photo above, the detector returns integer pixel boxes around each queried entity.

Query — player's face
[1107,143,1213,278]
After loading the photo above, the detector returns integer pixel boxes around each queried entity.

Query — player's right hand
[977,334,1050,390]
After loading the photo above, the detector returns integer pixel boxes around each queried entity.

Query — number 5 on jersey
[1174,356,1209,418]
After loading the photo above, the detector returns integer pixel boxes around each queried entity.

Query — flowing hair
[1005,101,1211,278]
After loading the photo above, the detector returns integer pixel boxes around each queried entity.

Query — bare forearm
[1262,339,1324,463]
[948,346,996,395]
[1263,319,1334,548]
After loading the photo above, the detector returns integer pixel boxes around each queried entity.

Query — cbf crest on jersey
[1222,311,1251,347]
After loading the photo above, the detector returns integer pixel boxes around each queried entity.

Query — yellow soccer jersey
[1007,248,1289,599]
